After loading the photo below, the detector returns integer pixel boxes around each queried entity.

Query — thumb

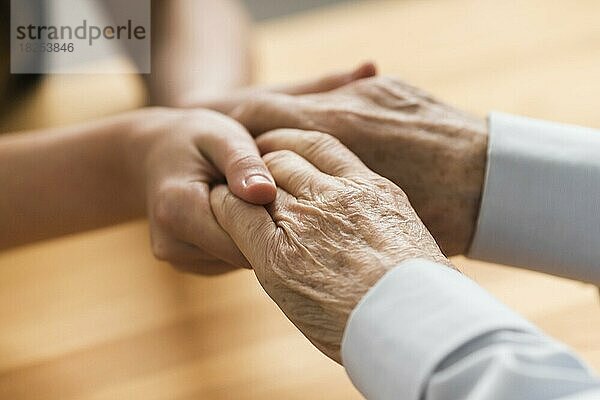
[199,111,277,205]
[210,185,276,270]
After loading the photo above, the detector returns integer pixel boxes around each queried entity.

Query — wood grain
[1,1,599,398]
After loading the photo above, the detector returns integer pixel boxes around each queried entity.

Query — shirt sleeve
[468,112,600,284]
[341,259,600,400]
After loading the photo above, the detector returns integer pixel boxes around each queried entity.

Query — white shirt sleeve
[341,259,600,400]
[468,112,600,284]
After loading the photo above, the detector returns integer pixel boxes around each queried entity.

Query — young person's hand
[228,77,488,256]
[126,108,277,274]
[0,107,275,271]
[211,129,451,361]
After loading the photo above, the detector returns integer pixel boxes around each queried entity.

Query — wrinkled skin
[228,77,489,255]
[182,62,377,114]
[211,129,451,362]
[128,66,376,274]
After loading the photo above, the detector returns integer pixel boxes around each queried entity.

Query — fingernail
[243,174,273,188]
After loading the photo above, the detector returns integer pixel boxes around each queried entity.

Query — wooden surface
[1,0,600,398]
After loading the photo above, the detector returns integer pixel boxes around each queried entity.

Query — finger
[228,65,378,135]
[210,185,277,270]
[257,129,371,178]
[152,179,251,268]
[264,186,298,224]
[272,62,377,95]
[150,227,215,264]
[195,110,277,205]
[230,92,315,136]
[186,62,377,113]
[262,150,340,198]
[172,261,238,276]
[150,228,237,275]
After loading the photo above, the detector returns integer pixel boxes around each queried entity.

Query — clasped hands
[140,64,488,362]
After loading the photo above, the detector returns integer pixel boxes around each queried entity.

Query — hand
[210,129,451,362]
[125,107,277,274]
[230,76,488,255]
[180,62,377,114]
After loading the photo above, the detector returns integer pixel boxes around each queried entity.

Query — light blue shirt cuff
[341,259,537,400]
[469,112,600,283]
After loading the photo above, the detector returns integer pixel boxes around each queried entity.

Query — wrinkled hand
[181,62,377,114]
[126,107,277,274]
[210,129,451,362]
[230,77,488,255]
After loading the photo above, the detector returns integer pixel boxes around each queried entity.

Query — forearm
[342,260,600,400]
[148,0,252,106]
[0,113,145,249]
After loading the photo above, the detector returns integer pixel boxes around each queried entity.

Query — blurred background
[1,0,600,399]
[244,0,350,20]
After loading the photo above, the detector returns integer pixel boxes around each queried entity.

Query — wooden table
[1,1,599,398]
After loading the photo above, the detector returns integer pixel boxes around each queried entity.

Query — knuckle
[230,102,252,121]
[356,75,407,97]
[303,131,342,155]
[263,149,295,167]
[233,94,270,118]
[152,181,188,231]
[151,239,173,262]
[228,151,263,171]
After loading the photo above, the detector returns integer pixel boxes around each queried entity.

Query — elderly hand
[180,62,377,114]
[126,107,277,274]
[210,129,451,362]
[230,77,488,255]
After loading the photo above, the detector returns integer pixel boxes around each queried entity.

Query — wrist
[119,108,173,212]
